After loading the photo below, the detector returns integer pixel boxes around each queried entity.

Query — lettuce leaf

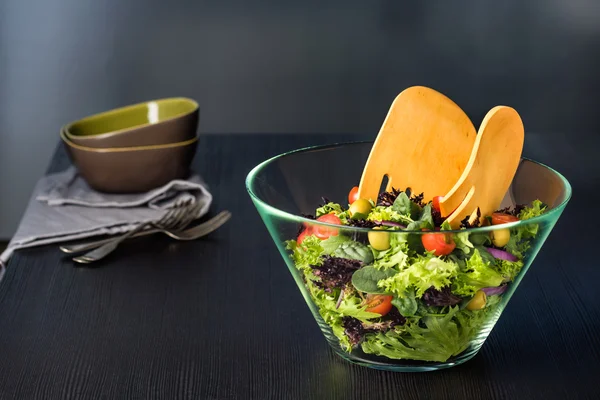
[306,284,350,350]
[392,192,422,220]
[495,259,525,281]
[517,199,547,239]
[307,281,381,351]
[285,235,323,279]
[320,235,351,254]
[440,220,452,231]
[316,202,344,217]
[504,199,547,258]
[453,249,504,296]
[454,230,474,254]
[416,203,435,230]
[372,235,409,270]
[392,289,418,316]
[361,304,495,362]
[352,266,397,294]
[367,206,413,224]
[377,254,459,298]
[333,241,374,264]
[404,203,435,233]
[315,202,350,223]
[519,199,547,220]
[336,295,381,322]
[470,232,492,246]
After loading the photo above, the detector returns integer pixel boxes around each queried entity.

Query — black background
[1,0,600,134]
[2,0,599,238]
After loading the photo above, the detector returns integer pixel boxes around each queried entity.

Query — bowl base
[331,346,480,372]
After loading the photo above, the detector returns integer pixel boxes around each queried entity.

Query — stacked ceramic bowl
[60,98,199,193]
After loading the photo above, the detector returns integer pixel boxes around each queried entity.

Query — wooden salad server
[439,106,525,228]
[357,86,477,203]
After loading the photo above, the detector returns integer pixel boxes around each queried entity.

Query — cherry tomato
[313,214,341,240]
[297,228,312,245]
[491,213,519,225]
[421,232,456,256]
[365,294,393,316]
[348,186,359,204]
[432,196,443,212]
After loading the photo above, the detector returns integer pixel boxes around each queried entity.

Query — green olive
[466,290,487,310]
[491,228,510,247]
[368,229,390,251]
[349,199,372,220]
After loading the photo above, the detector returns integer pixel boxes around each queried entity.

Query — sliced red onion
[482,285,508,296]
[378,220,407,229]
[485,247,518,262]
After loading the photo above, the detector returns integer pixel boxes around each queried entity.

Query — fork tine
[154,210,177,228]
[161,209,186,230]
[170,202,202,231]
[157,202,197,231]
[158,206,180,224]
[174,202,202,230]
[157,201,190,228]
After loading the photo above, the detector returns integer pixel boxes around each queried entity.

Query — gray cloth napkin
[0,167,212,265]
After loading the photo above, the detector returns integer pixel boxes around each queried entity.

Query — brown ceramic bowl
[63,97,199,148]
[61,130,197,193]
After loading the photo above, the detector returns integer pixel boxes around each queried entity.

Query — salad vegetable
[286,187,547,362]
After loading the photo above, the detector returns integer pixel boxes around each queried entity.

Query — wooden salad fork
[439,106,525,228]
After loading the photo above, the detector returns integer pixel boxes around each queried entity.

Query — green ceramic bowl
[63,97,199,148]
[61,130,197,193]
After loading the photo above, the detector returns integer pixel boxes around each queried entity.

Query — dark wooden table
[0,133,598,399]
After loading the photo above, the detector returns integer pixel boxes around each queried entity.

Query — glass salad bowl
[245,142,571,372]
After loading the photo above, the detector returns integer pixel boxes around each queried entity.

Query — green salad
[286,187,547,362]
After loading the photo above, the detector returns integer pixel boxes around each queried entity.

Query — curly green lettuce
[519,199,547,220]
[452,249,504,296]
[372,235,409,270]
[285,235,323,279]
[504,199,547,258]
[361,304,497,362]
[308,283,379,352]
[315,202,350,223]
[378,254,459,298]
[316,202,343,217]
[367,206,412,224]
[495,259,525,281]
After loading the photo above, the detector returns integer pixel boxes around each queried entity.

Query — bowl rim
[62,97,199,140]
[60,129,198,153]
[245,140,573,234]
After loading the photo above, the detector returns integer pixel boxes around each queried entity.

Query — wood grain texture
[358,86,477,203]
[0,133,598,400]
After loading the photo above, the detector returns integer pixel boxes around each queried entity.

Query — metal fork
[72,201,202,264]
[61,210,231,254]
